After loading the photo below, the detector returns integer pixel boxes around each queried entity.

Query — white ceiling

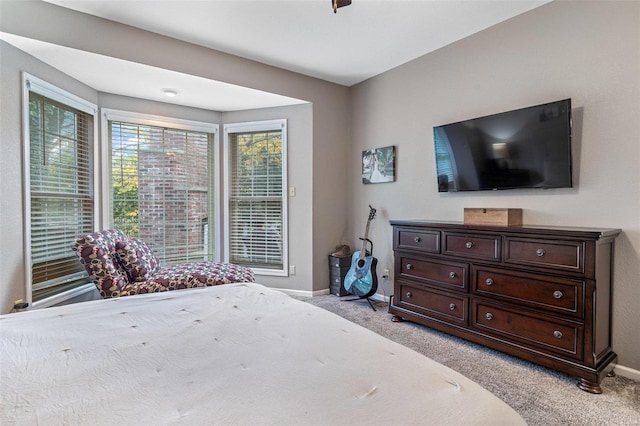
[3,0,550,111]
[0,32,309,112]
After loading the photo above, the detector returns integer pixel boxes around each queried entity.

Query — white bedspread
[1,283,525,425]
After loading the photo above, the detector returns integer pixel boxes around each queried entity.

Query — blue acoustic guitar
[344,205,378,298]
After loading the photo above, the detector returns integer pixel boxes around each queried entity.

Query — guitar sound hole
[357,259,366,268]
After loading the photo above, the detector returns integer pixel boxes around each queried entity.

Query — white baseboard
[614,364,640,382]
[371,293,390,303]
[274,287,330,298]
[275,287,389,300]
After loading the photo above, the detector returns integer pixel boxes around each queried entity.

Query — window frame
[100,109,220,261]
[433,126,459,192]
[223,119,289,277]
[21,73,99,309]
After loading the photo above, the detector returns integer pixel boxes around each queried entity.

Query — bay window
[23,73,98,305]
[224,120,288,276]
[104,110,218,265]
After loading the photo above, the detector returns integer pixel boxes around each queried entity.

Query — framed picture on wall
[362,145,396,184]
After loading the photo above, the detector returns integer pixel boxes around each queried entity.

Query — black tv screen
[433,99,572,192]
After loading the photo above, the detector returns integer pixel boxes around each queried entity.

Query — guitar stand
[343,237,377,311]
[344,296,377,311]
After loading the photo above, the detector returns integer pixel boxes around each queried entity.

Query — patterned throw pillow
[115,238,161,282]
[73,229,130,296]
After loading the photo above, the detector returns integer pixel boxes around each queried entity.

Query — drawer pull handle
[335,263,340,267]
[449,271,457,279]
[335,278,340,283]
[414,236,422,243]
[465,241,474,249]
[536,248,545,257]
[554,330,563,339]
[553,290,564,299]
[406,292,413,299]
[449,303,456,311]
[406,263,414,270]
[485,312,494,320]
[486,278,494,286]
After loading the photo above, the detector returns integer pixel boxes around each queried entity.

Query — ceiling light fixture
[162,88,178,98]
[332,0,352,13]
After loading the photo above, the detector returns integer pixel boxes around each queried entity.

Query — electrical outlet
[383,269,390,278]
[289,265,296,275]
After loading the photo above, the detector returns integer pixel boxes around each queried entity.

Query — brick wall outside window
[112,122,212,265]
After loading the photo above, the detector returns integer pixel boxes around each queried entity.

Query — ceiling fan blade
[332,0,352,13]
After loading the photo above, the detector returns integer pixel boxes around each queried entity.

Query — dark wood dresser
[389,220,621,393]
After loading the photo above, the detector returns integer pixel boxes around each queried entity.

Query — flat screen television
[433,99,572,192]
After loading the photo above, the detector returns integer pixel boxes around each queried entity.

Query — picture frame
[362,145,396,184]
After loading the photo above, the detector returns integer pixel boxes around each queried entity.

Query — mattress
[1,282,525,425]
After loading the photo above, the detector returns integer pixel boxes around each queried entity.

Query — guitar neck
[359,219,372,259]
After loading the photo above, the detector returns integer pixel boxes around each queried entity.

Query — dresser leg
[391,314,404,322]
[577,378,603,394]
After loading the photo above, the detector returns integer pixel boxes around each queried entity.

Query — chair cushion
[72,229,130,297]
[115,238,161,282]
[119,261,255,296]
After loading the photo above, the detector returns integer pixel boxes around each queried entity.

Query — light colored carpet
[299,295,640,425]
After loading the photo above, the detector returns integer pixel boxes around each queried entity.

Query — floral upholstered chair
[73,229,255,298]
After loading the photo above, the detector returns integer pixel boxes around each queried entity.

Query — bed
[1,283,525,425]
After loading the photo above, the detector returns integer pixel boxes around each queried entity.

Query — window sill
[32,283,97,310]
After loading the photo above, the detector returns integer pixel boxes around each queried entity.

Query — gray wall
[348,1,640,372]
[0,40,99,314]
[0,1,350,311]
[1,0,637,375]
[222,104,314,292]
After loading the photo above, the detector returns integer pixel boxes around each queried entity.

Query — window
[224,120,288,276]
[23,74,97,305]
[433,126,458,192]
[105,110,218,265]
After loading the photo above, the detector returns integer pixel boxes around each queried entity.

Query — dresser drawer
[397,281,467,324]
[443,232,501,261]
[395,228,440,253]
[504,237,585,274]
[328,255,351,296]
[399,256,467,291]
[329,255,352,270]
[473,267,585,318]
[472,301,583,359]
[330,270,345,286]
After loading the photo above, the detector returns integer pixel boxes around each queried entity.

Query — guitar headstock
[368,204,377,221]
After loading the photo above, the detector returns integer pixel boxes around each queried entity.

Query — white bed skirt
[1,282,525,425]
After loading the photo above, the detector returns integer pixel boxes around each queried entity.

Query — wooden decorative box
[463,208,522,226]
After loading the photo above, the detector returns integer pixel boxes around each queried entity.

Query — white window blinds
[27,92,95,302]
[225,120,287,275]
[110,120,213,265]
[433,126,457,191]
